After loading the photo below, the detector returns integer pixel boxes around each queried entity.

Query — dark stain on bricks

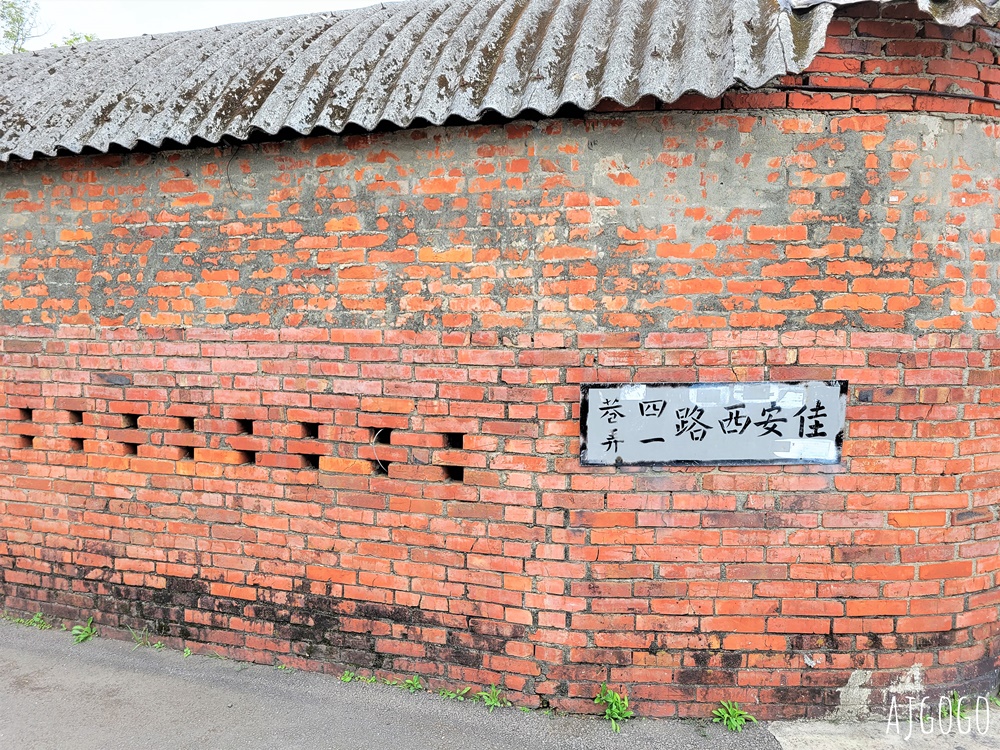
[4,340,43,353]
[95,372,133,385]
[721,652,742,669]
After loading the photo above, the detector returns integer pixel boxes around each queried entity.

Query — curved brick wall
[1,1,1000,720]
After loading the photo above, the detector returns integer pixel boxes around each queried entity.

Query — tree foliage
[1,0,96,54]
[0,0,39,53]
[54,31,97,47]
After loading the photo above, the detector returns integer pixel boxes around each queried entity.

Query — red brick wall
[1,2,999,720]
[614,1,1000,119]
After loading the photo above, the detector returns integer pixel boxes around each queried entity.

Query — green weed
[127,625,153,651]
[595,683,635,733]
[712,701,757,733]
[340,669,356,683]
[71,617,98,644]
[403,675,424,693]
[8,612,52,630]
[940,691,969,720]
[477,684,511,713]
[439,686,472,701]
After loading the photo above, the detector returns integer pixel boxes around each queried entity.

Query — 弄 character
[601,429,623,452]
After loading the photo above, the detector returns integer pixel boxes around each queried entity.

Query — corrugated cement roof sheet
[0,0,996,161]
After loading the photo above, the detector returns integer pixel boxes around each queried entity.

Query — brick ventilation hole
[241,450,257,465]
[442,433,465,482]
[236,419,254,435]
[370,427,393,475]
[15,408,34,448]
[68,410,83,424]
[172,415,196,461]
[122,413,140,429]
[290,422,323,468]
[122,443,138,456]
[69,438,84,452]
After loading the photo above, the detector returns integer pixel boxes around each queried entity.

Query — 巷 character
[675,406,711,442]
[794,400,828,438]
[599,398,625,424]
[718,404,751,435]
[754,402,786,437]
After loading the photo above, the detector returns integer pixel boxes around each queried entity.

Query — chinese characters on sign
[580,382,847,466]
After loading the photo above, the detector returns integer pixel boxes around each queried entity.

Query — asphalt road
[0,618,775,750]
[0,618,996,750]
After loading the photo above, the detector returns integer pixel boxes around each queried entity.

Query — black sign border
[579,380,849,467]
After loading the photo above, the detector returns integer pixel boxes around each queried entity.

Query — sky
[26,0,376,48]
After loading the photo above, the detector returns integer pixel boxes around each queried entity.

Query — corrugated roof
[0,0,995,161]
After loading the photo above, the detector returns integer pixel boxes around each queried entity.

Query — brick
[747,225,808,242]
[919,561,974,580]
[318,457,374,475]
[193,448,251,465]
